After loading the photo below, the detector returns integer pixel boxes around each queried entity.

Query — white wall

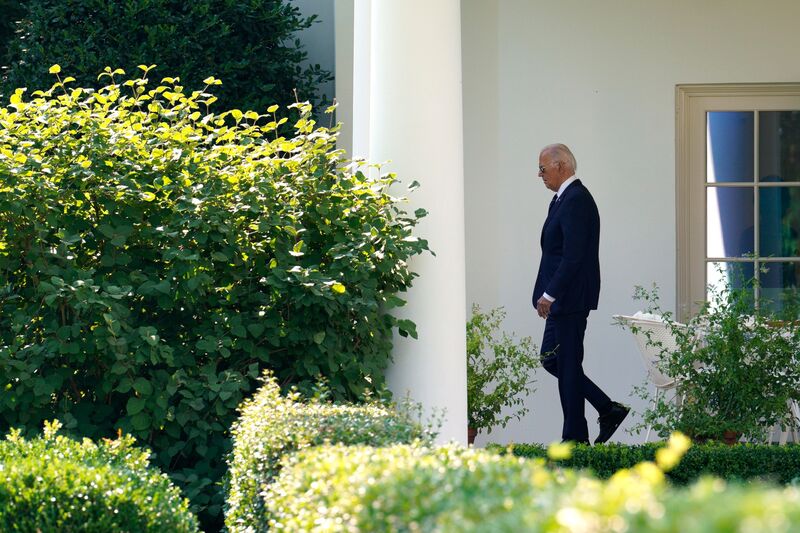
[462,0,800,446]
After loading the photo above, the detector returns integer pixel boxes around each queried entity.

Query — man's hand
[536,296,552,319]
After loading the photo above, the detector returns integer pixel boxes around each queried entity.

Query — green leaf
[196,338,217,353]
[397,319,418,339]
[289,240,304,257]
[131,412,151,431]
[134,378,154,396]
[154,280,171,294]
[116,378,132,393]
[127,397,146,416]
[49,64,61,74]
[247,324,265,338]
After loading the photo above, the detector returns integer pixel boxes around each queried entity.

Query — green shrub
[491,441,800,484]
[625,281,800,441]
[266,444,542,532]
[225,371,433,532]
[467,304,538,435]
[0,0,330,113]
[266,442,800,532]
[0,71,427,529]
[0,420,198,532]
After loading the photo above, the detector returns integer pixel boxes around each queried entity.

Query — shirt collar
[556,175,578,198]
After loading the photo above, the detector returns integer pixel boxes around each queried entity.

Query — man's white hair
[542,143,577,172]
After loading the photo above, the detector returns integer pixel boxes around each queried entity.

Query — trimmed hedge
[266,442,800,532]
[0,71,427,530]
[225,372,433,532]
[0,421,198,532]
[266,444,542,531]
[490,441,800,484]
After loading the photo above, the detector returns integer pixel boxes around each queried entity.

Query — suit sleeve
[545,193,594,299]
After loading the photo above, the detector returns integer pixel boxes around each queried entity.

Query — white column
[368,0,467,443]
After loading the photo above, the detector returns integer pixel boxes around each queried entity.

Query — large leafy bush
[0,0,330,112]
[267,438,800,531]
[0,420,198,532]
[225,371,433,532]
[0,70,427,528]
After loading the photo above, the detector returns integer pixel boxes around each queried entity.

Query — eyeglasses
[539,161,560,173]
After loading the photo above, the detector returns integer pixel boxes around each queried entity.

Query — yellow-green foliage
[266,435,800,532]
[225,371,433,532]
[0,420,198,532]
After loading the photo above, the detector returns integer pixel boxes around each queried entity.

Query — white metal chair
[770,400,800,445]
[614,313,685,442]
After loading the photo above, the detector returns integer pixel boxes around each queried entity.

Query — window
[677,85,800,320]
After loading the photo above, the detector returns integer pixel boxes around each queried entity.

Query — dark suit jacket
[532,179,601,316]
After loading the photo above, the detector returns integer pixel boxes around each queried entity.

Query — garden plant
[494,440,800,485]
[0,0,330,114]
[467,304,539,440]
[620,277,800,442]
[0,420,198,532]
[225,371,435,532]
[264,431,800,531]
[0,68,428,529]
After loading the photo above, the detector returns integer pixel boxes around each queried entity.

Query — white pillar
[368,0,467,443]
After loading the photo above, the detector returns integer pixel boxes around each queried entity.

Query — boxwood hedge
[0,70,427,529]
[491,441,800,485]
[266,442,800,532]
[225,371,433,532]
[0,420,198,532]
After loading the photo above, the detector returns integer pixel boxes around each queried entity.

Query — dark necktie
[548,194,559,214]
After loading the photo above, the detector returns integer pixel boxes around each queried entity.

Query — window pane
[707,261,755,312]
[759,262,800,318]
[759,186,800,257]
[707,186,754,257]
[707,111,754,183]
[759,111,800,183]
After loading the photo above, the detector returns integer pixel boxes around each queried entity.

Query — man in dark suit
[532,144,628,445]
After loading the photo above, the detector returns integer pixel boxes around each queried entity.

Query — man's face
[538,154,561,192]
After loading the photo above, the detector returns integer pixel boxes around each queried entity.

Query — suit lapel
[541,180,581,239]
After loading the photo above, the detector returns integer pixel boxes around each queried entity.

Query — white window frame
[676,83,800,321]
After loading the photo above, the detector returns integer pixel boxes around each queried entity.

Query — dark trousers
[541,311,612,442]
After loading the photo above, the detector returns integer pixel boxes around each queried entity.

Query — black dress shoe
[595,402,630,444]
